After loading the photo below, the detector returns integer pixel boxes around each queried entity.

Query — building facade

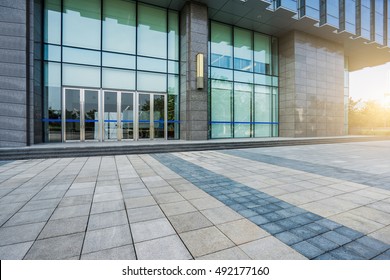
[1,0,390,147]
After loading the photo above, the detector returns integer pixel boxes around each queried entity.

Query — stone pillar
[0,0,36,147]
[279,30,345,137]
[179,1,208,140]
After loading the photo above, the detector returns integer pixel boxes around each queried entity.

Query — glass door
[120,92,134,140]
[153,94,167,139]
[84,90,100,141]
[64,88,81,141]
[137,93,151,140]
[103,91,118,140]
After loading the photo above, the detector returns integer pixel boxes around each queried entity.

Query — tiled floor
[0,141,390,259]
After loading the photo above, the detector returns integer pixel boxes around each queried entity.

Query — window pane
[63,0,101,49]
[211,22,233,68]
[211,80,232,138]
[44,44,61,62]
[103,0,136,54]
[102,52,135,69]
[44,62,61,142]
[44,0,61,44]
[254,85,272,137]
[138,4,167,58]
[63,64,100,87]
[102,68,135,90]
[168,11,179,60]
[168,61,179,74]
[168,75,179,140]
[234,83,252,138]
[137,57,167,73]
[63,47,101,66]
[210,67,233,81]
[254,33,271,75]
[234,28,253,72]
[137,72,167,92]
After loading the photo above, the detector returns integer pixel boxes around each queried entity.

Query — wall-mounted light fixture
[196,53,204,89]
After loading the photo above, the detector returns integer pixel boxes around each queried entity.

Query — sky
[350,62,390,106]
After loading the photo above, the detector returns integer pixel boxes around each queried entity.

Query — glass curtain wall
[43,0,180,141]
[209,21,279,139]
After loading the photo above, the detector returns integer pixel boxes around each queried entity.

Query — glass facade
[358,0,372,39]
[374,0,385,44]
[323,0,340,28]
[43,0,179,142]
[209,21,279,139]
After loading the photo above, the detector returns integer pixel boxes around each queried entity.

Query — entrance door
[136,93,167,140]
[103,91,135,141]
[63,88,99,142]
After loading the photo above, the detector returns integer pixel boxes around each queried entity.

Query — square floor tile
[217,219,269,245]
[81,245,136,260]
[179,226,234,258]
[88,210,128,231]
[39,216,88,239]
[131,218,175,243]
[135,235,192,260]
[127,205,165,223]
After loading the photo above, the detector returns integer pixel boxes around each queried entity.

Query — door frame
[62,88,167,142]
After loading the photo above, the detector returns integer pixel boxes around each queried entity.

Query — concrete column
[0,0,36,147]
[179,1,208,140]
[279,30,345,137]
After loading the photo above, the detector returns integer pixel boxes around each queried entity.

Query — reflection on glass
[168,75,179,139]
[63,47,101,66]
[44,0,61,44]
[138,4,167,58]
[102,52,135,69]
[103,0,136,54]
[63,0,101,49]
[254,86,271,137]
[234,83,252,138]
[44,62,61,142]
[211,80,232,138]
[65,89,80,140]
[102,68,135,90]
[63,64,100,88]
[84,90,99,140]
[138,94,150,139]
[137,72,167,91]
[211,22,233,68]
[121,92,134,140]
[44,44,61,61]
[254,33,271,75]
[168,11,179,60]
[137,57,167,73]
[154,95,165,139]
[104,91,118,140]
[234,28,253,72]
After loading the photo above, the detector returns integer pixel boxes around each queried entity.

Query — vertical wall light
[196,53,204,89]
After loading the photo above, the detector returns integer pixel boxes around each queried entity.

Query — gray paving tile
[0,241,33,260]
[124,196,157,209]
[0,222,46,246]
[24,233,85,260]
[135,235,192,260]
[51,204,91,220]
[81,245,136,260]
[90,200,125,214]
[159,201,197,216]
[93,192,123,203]
[355,236,390,252]
[19,198,61,212]
[59,194,93,207]
[132,218,176,243]
[38,216,88,239]
[82,225,132,254]
[3,208,54,227]
[168,211,212,233]
[88,210,128,231]
[127,205,165,223]
[179,227,234,258]
[196,247,250,260]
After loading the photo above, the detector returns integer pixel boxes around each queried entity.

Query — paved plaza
[0,141,390,260]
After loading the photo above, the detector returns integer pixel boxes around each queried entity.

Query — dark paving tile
[328,247,366,260]
[275,231,303,246]
[321,231,352,246]
[307,235,339,251]
[314,253,339,260]
[304,223,329,235]
[290,227,318,239]
[334,226,364,240]
[292,241,324,259]
[315,219,342,230]
[261,222,285,235]
[373,249,390,260]
[248,215,269,225]
[355,236,390,252]
[344,241,380,259]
